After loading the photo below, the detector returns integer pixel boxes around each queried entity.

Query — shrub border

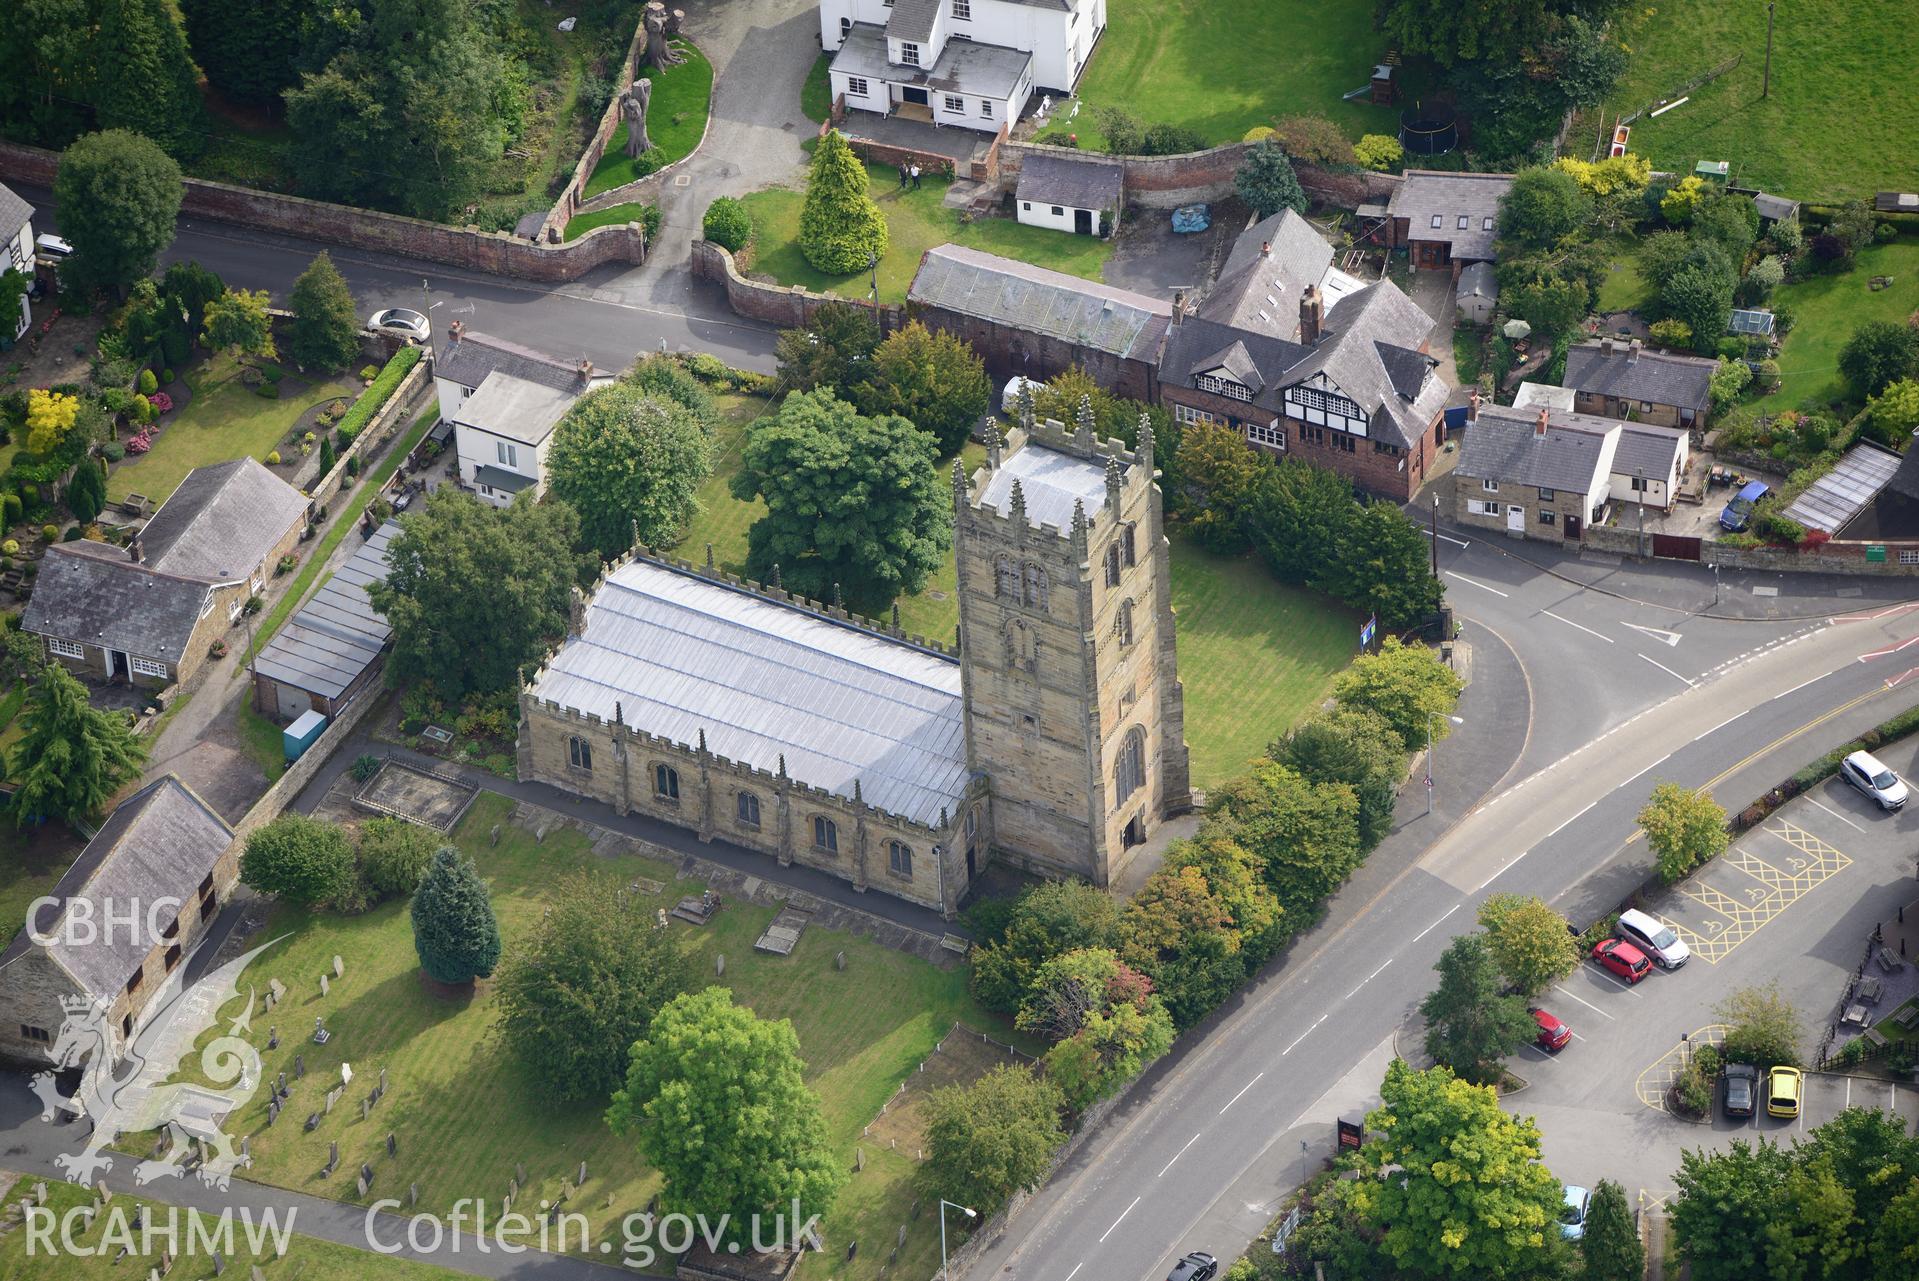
[337,345,422,443]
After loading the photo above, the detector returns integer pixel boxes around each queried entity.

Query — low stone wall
[230,681,389,845]
[0,142,645,283]
[295,359,433,508]
[996,140,1399,212]
[1581,525,1647,557]
[688,238,902,332]
[1703,540,1919,576]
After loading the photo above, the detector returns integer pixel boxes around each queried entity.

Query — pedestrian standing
[898,162,908,189]
[910,163,922,190]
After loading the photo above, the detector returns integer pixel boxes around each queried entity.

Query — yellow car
[1766,1066,1803,1119]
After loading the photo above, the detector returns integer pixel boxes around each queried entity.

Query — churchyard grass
[584,42,714,199]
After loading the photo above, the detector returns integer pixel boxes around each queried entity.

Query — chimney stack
[1171,289,1185,327]
[1600,336,1616,358]
[1299,284,1324,346]
[128,538,143,565]
[448,319,464,343]
[1260,241,1272,258]
[1467,390,1481,423]
[1627,339,1642,364]
[1535,406,1550,438]
[577,358,594,383]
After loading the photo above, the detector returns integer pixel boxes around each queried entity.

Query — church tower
[953,403,1190,888]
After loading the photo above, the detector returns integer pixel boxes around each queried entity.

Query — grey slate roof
[978,440,1110,532]
[22,542,209,663]
[885,0,941,43]
[832,25,1034,100]
[1197,208,1334,336]
[1159,317,1308,416]
[1017,154,1123,213]
[1610,423,1686,480]
[140,457,309,581]
[474,464,537,493]
[1784,442,1902,534]
[1284,282,1444,449]
[1457,260,1498,301]
[0,181,31,236]
[1752,192,1800,222]
[0,777,233,996]
[436,330,608,397]
[1563,341,1715,413]
[1386,170,1514,261]
[528,559,967,828]
[1456,404,1616,494]
[910,244,1170,363]
[452,371,576,447]
[252,521,399,701]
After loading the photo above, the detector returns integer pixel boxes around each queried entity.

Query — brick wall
[0,143,646,284]
[911,303,1158,402]
[997,141,1401,212]
[297,360,433,508]
[688,239,903,332]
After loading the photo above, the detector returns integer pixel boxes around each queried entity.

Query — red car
[1593,938,1652,984]
[1531,1007,1572,1051]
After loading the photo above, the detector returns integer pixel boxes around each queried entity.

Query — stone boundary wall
[539,17,651,242]
[996,140,1400,211]
[0,142,645,284]
[291,358,433,505]
[688,239,903,332]
[1584,521,1919,575]
[230,680,390,846]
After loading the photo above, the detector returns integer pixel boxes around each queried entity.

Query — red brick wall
[996,141,1401,212]
[1281,414,1439,502]
[688,239,904,333]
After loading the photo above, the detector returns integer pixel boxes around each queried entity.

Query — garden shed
[1015,154,1123,237]
[1455,261,1498,323]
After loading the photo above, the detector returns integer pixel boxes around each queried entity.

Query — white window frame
[980,100,993,119]
[1901,550,1919,565]
[1195,373,1252,402]
[130,655,169,679]
[1540,510,1557,526]
[1482,216,1495,230]
[1247,421,1286,451]
[1430,214,1442,229]
[1173,403,1216,427]
[900,42,921,66]
[952,0,971,17]
[1456,215,1469,230]
[497,440,518,468]
[47,636,84,660]
[944,94,965,114]
[1481,479,1498,492]
[846,76,869,97]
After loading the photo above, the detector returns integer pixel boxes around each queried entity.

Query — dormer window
[900,41,920,66]
[1195,373,1252,402]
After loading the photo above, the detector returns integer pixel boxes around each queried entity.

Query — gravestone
[240,1136,251,1166]
[387,1132,397,1158]
[855,1148,864,1172]
[379,1067,388,1094]
[836,950,846,971]
[212,1251,225,1275]
[356,1173,368,1198]
[490,823,501,846]
[409,1182,420,1208]
[325,1087,341,1113]
[361,1163,374,1188]
[328,1141,339,1169]
[332,956,344,979]
[313,1016,330,1045]
[34,1182,45,1205]
[361,1098,370,1121]
[716,954,724,977]
[911,1197,922,1220]
[268,1027,278,1051]
[294,1054,304,1079]
[898,1225,907,1249]
[277,1071,285,1095]
[577,1160,587,1185]
[252,1267,267,1281]
[304,1113,319,1132]
[269,979,286,1003]
[319,974,330,998]
[516,1161,527,1184]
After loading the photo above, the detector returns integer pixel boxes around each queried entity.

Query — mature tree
[1234,141,1308,220]
[1241,455,1353,585]
[1420,932,1536,1082]
[494,871,691,1104]
[1118,864,1242,1028]
[774,302,879,395]
[1205,760,1361,921]
[1161,832,1285,964]
[161,260,226,341]
[1497,166,1593,250]
[1738,253,1785,306]
[1269,115,1357,169]
[798,129,888,275]
[7,664,146,827]
[1876,1177,1919,1273]
[369,490,589,701]
[1767,1153,1859,1280]
[731,388,949,611]
[1269,706,1403,851]
[1331,637,1464,752]
[91,0,204,159]
[356,817,439,899]
[624,352,717,418]
[853,321,990,456]
[1800,1107,1919,1227]
[970,880,1120,1013]
[1839,320,1919,401]
[52,130,183,296]
[1017,948,1174,1110]
[1714,982,1803,1067]
[181,0,320,106]
[411,847,501,985]
[1670,1139,1794,1281]
[1332,501,1444,628]
[606,988,842,1241]
[1352,1058,1564,1279]
[285,253,362,373]
[1662,262,1737,355]
[202,288,278,360]
[548,384,713,560]
[920,1064,1065,1217]
[1708,357,1754,416]
[1505,273,1590,342]
[1637,780,1728,883]
[0,626,45,691]
[1172,420,1270,552]
[25,389,78,456]
[1580,1179,1643,1281]
[240,813,357,908]
[0,0,93,148]
[63,459,106,525]
[1477,894,1578,996]
[1692,195,1760,260]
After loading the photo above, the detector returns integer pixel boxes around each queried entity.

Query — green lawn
[1595,235,1653,315]
[0,821,83,944]
[106,354,357,505]
[233,697,289,783]
[1169,534,1358,787]
[1599,0,1919,199]
[0,1179,466,1281]
[735,161,1113,302]
[1041,0,1398,150]
[563,201,656,241]
[583,42,714,199]
[1739,240,1919,422]
[163,793,1017,1281]
[801,52,833,125]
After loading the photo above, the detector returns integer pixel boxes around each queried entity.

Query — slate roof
[22,542,210,663]
[0,777,233,997]
[528,559,967,828]
[1017,154,1123,213]
[910,244,1170,363]
[0,181,31,236]
[1284,282,1445,449]
[1159,316,1308,416]
[1197,208,1335,335]
[252,521,399,702]
[140,458,309,581]
[1752,193,1800,222]
[436,330,608,397]
[1877,193,1919,214]
[1457,260,1498,301]
[978,439,1110,532]
[1456,404,1617,495]
[885,0,941,43]
[1612,423,1687,480]
[1563,341,1715,413]
[1386,170,1514,261]
[832,25,1033,100]
[452,371,576,447]
[1784,442,1903,534]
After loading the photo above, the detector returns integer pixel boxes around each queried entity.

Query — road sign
[1359,614,1377,648]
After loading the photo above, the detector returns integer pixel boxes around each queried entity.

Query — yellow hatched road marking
[1655,822,1851,964]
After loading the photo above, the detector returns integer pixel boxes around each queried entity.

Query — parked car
[1766,1065,1802,1119]
[1592,937,1652,984]
[368,307,431,342]
[1165,1252,1218,1281]
[34,233,73,258]
[1559,1185,1592,1241]
[1719,480,1769,532]
[1617,908,1691,969]
[1531,1007,1572,1052]
[1723,1062,1759,1118]
[1840,749,1908,811]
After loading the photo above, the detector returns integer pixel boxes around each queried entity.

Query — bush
[359,365,379,381]
[161,368,173,383]
[357,816,439,899]
[349,753,382,782]
[39,524,56,541]
[1,540,15,556]
[1354,134,1403,172]
[701,196,751,252]
[137,368,157,394]
[265,449,281,465]
[1649,318,1694,349]
[337,345,423,442]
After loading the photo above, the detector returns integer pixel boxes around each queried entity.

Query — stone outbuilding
[1015,153,1123,236]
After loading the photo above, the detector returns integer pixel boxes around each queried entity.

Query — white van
[1616,908,1689,969]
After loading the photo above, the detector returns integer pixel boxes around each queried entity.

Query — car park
[34,233,73,257]
[1616,908,1690,969]
[1559,1185,1591,1241]
[1592,937,1651,984]
[1531,1007,1572,1052]
[368,307,432,342]
[1165,1251,1218,1281]
[1839,749,1908,811]
[1766,1066,1802,1119]
[1723,1063,1758,1118]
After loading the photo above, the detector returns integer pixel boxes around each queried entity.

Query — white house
[1015,153,1122,235]
[433,323,610,426]
[452,371,578,507]
[820,0,1105,133]
[0,182,33,342]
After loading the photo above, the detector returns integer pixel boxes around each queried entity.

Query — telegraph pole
[1762,2,1776,99]
[1430,493,1439,578]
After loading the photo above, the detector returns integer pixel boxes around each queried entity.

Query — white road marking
[1158,1133,1202,1177]
[1595,968,1646,998]
[1694,710,1748,742]
[1424,529,1471,548]
[1475,848,1531,891]
[1553,985,1615,1020]
[1445,570,1509,598]
[1099,1196,1140,1243]
[1345,957,1396,1001]
[1622,621,1683,646]
[1860,635,1919,662]
[1544,802,1597,841]
[1542,610,1615,643]
[1621,753,1672,788]
[1638,653,1695,687]
[1805,796,1866,833]
[1064,1266,1083,1281]
[1409,903,1460,944]
[1774,674,1826,700]
[1220,1072,1266,1115]
[1283,1014,1328,1055]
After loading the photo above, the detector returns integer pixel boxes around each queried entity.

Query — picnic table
[1857,976,1884,1004]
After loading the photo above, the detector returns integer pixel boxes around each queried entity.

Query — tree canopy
[1420,932,1536,1082]
[1476,893,1578,996]
[1331,637,1464,753]
[1839,321,1919,401]
[202,288,278,360]
[853,321,990,456]
[1497,166,1594,250]
[285,253,362,373]
[411,847,501,985]
[1234,142,1308,220]
[240,813,357,908]
[920,1064,1065,1217]
[1637,780,1729,883]
[548,382,714,560]
[1206,760,1362,922]
[970,880,1120,1014]
[798,130,888,275]
[774,302,880,395]
[6,664,147,827]
[52,130,184,296]
[1017,948,1175,1111]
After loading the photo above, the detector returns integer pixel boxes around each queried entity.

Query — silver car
[368,307,431,343]
[1841,749,1908,811]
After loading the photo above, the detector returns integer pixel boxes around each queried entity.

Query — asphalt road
[968,561,1919,1281]
[13,184,780,375]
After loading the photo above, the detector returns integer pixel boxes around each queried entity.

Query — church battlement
[953,406,1160,553]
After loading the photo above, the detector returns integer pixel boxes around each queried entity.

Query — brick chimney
[1261,240,1272,258]
[447,319,464,344]
[128,537,143,564]
[1467,390,1482,423]
[1627,338,1642,364]
[577,358,594,384]
[1171,289,1185,328]
[1299,284,1324,345]
[1535,406,1550,438]
[1600,336,1616,358]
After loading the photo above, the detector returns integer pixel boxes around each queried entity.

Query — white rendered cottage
[820,0,1105,133]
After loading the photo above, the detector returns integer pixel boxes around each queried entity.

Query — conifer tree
[411,848,501,986]
[798,130,889,275]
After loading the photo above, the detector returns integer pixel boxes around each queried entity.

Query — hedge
[1732,701,1919,831]
[336,345,422,444]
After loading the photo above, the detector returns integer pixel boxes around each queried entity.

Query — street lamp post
[1430,492,1439,579]
[868,252,881,324]
[939,1201,976,1279]
[1636,467,1647,559]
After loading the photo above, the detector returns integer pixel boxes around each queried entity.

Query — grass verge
[801,52,833,125]
[584,42,714,198]
[563,201,658,241]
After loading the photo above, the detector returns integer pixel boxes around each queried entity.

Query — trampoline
[1399,102,1457,157]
